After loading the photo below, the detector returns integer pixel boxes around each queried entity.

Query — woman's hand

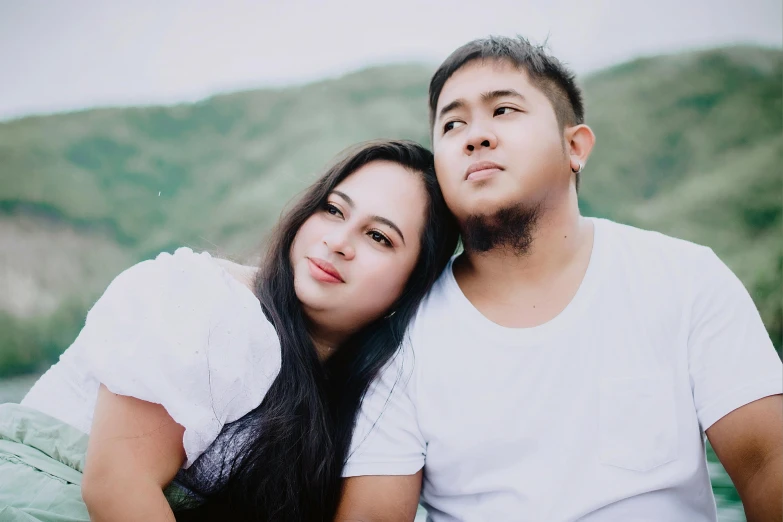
[82,384,186,521]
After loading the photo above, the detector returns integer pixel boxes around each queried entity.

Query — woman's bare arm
[82,384,186,522]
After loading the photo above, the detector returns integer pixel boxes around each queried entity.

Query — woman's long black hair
[176,140,459,521]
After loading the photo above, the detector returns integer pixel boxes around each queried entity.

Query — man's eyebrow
[481,89,526,103]
[332,190,405,245]
[437,99,465,122]
[437,89,526,122]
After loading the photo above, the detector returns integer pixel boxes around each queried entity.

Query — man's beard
[461,203,542,255]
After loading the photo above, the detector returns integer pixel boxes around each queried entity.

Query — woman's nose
[323,230,355,260]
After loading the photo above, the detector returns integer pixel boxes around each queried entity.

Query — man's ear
[565,124,596,173]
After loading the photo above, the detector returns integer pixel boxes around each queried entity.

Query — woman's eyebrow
[372,216,405,245]
[332,190,354,207]
[332,190,405,245]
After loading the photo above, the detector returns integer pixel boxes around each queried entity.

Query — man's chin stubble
[461,203,542,255]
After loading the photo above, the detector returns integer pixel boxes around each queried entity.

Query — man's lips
[465,161,503,181]
[307,257,344,283]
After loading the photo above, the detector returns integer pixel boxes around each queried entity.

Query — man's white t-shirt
[344,218,782,522]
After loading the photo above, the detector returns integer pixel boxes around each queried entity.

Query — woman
[0,140,459,521]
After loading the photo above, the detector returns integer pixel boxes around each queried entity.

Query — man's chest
[413,316,695,498]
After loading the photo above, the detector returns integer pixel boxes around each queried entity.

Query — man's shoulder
[596,217,713,265]
[595,218,736,309]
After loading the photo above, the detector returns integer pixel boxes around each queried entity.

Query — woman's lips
[307,257,344,283]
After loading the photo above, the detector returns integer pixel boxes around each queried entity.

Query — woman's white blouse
[22,248,282,468]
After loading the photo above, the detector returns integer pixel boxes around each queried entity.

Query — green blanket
[0,403,89,521]
[0,403,197,521]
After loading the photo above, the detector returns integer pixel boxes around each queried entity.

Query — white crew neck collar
[443,217,607,345]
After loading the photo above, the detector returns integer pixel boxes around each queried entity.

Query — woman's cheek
[379,257,409,301]
[355,257,387,300]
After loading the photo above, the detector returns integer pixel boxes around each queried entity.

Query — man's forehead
[436,59,534,111]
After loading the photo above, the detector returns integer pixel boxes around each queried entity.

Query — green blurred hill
[0,46,780,376]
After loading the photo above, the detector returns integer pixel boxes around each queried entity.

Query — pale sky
[1,0,781,121]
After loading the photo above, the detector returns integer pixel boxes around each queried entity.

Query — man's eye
[494,107,517,116]
[443,120,465,133]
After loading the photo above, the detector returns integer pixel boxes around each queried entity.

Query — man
[335,36,782,521]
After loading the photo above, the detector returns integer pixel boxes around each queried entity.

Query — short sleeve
[688,248,783,431]
[76,248,281,467]
[343,340,426,477]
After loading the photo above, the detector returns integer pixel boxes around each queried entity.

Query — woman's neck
[308,322,348,362]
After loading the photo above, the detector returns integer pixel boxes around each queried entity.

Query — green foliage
[0,300,87,378]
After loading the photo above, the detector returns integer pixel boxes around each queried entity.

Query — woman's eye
[443,120,464,133]
[494,107,517,116]
[368,230,392,247]
[324,203,343,218]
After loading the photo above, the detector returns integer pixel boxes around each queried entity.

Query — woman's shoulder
[97,248,259,316]
[81,246,278,376]
[212,257,258,293]
[78,248,282,467]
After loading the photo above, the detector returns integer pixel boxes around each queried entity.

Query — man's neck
[454,195,594,328]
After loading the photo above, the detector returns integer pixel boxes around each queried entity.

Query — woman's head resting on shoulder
[291,159,425,346]
[178,141,458,522]
[261,139,459,354]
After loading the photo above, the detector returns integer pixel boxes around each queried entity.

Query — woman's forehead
[334,161,427,229]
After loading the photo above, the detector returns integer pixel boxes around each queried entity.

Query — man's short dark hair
[428,35,585,133]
